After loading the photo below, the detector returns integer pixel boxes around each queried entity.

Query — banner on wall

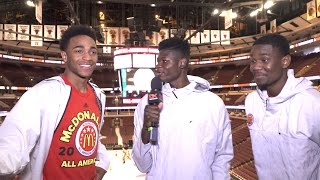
[307,0,317,20]
[190,30,201,44]
[224,9,233,29]
[31,25,43,46]
[106,27,120,45]
[4,24,17,41]
[0,23,238,47]
[44,25,56,41]
[220,30,230,45]
[201,30,210,44]
[57,25,68,40]
[120,28,130,45]
[17,25,30,41]
[35,0,42,24]
[211,30,220,44]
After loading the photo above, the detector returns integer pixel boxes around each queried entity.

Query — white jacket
[245,69,320,180]
[0,76,110,179]
[132,76,233,180]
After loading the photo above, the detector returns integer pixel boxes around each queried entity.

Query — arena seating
[234,65,252,84]
[229,117,257,179]
[214,65,239,85]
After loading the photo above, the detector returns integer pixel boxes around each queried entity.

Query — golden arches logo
[83,134,95,148]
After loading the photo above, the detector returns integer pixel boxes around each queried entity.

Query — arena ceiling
[0,0,317,64]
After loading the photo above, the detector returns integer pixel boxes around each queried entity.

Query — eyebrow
[72,45,97,50]
[259,52,270,55]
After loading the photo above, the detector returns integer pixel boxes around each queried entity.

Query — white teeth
[80,64,91,67]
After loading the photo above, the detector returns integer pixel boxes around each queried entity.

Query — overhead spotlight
[264,0,275,9]
[212,9,219,16]
[26,0,35,7]
[150,4,156,7]
[250,10,259,17]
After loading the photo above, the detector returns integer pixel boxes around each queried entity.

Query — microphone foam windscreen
[151,76,162,90]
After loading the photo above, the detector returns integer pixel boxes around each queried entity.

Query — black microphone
[147,76,162,145]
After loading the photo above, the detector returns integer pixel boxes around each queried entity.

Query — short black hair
[59,25,97,51]
[253,34,290,57]
[158,38,190,60]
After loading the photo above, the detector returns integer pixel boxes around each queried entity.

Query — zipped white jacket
[245,69,320,180]
[0,76,110,179]
[132,75,233,180]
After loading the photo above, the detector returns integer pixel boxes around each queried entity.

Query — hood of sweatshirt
[161,75,210,99]
[257,69,314,109]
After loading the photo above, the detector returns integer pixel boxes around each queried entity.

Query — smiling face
[155,49,186,84]
[61,35,98,82]
[250,44,290,95]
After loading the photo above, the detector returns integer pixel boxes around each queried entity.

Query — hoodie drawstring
[172,90,178,99]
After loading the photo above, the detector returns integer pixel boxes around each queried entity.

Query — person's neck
[169,76,190,89]
[267,71,288,97]
[63,72,89,93]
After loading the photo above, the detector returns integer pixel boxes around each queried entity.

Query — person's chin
[254,76,266,83]
[256,82,267,90]
[157,75,166,82]
[79,72,93,79]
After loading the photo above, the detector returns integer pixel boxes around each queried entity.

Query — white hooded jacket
[245,69,320,180]
[132,75,233,180]
[0,76,110,179]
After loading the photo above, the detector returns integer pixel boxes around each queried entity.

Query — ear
[282,55,291,68]
[179,58,188,69]
[61,51,67,63]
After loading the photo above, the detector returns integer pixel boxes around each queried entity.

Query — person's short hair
[158,38,190,60]
[59,25,97,51]
[253,34,290,57]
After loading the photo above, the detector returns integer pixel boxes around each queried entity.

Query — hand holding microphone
[142,76,162,145]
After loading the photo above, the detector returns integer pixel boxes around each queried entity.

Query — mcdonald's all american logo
[247,113,254,126]
[148,94,158,100]
[75,121,98,156]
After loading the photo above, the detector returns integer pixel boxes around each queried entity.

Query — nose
[250,61,263,72]
[155,61,162,70]
[82,51,91,60]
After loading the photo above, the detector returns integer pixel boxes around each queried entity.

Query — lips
[253,71,266,78]
[155,71,163,76]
